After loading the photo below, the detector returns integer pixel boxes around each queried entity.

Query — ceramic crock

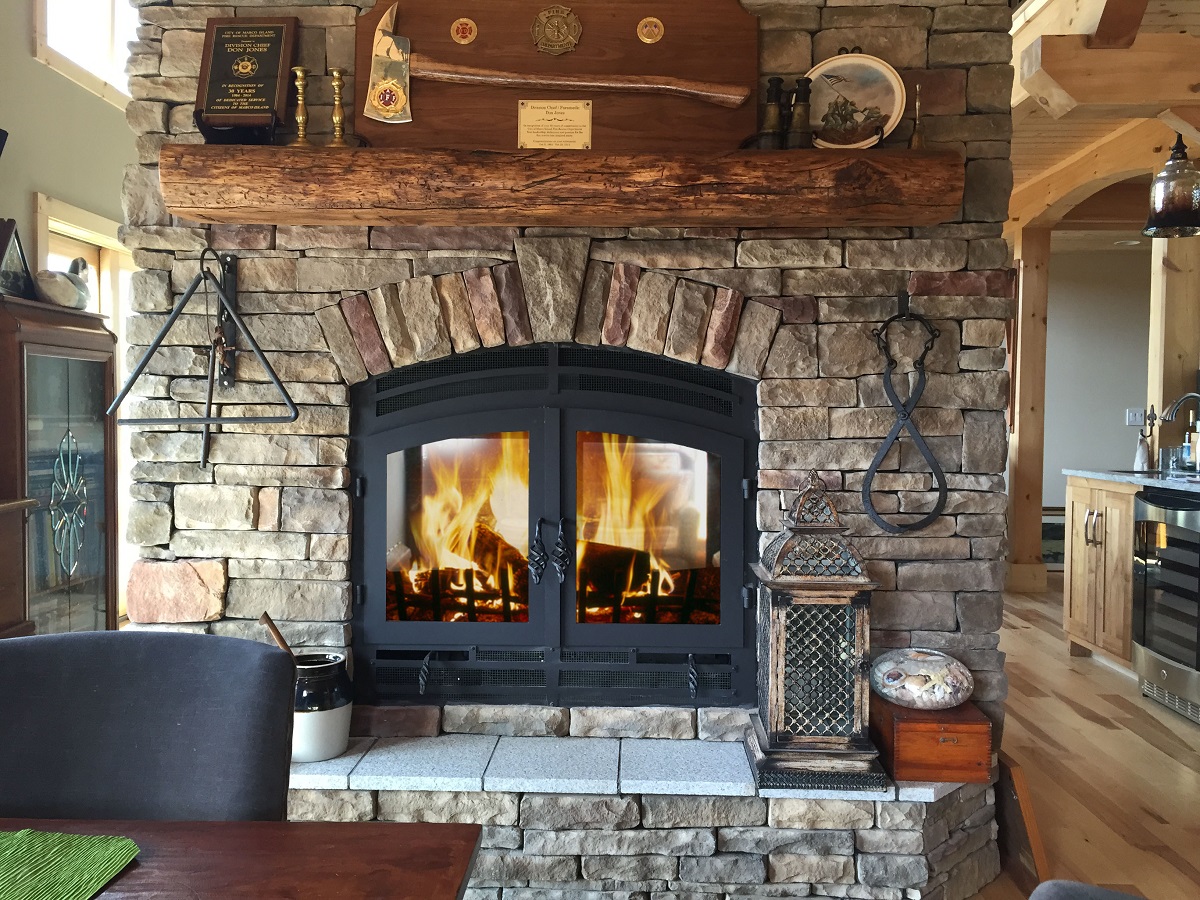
[292,652,354,762]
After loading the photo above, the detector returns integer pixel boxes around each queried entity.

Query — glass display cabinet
[0,295,116,638]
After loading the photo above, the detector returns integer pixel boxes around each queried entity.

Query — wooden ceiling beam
[1010,0,1109,119]
[1021,33,1200,120]
[1086,0,1150,49]
[1158,107,1200,146]
[1008,117,1172,232]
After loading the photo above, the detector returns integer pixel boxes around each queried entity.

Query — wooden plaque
[196,17,299,128]
[353,0,758,151]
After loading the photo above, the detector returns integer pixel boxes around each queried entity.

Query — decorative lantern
[747,471,886,790]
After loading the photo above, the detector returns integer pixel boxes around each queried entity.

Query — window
[35,0,139,108]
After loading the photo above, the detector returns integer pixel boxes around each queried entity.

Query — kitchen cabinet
[1063,476,1137,665]
[0,295,116,638]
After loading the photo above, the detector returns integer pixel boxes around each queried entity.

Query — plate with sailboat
[805,52,906,149]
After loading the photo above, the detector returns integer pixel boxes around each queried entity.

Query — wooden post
[1147,238,1200,453]
[1008,227,1051,594]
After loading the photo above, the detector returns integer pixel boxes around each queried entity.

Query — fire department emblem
[232,55,259,78]
[532,6,581,56]
[450,17,478,45]
[370,78,408,118]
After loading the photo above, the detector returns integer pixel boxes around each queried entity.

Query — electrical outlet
[1126,408,1146,427]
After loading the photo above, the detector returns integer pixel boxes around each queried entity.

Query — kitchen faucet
[1161,392,1200,422]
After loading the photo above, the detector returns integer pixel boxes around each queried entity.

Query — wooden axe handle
[409,54,750,109]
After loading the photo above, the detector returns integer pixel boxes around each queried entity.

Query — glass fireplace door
[561,409,747,651]
[361,408,555,646]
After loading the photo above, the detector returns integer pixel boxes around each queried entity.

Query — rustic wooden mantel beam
[158,145,965,228]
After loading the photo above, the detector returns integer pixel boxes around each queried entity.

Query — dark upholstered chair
[1030,882,1139,900]
[0,630,295,821]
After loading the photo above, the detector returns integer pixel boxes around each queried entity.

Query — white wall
[0,0,135,264]
[1043,248,1152,507]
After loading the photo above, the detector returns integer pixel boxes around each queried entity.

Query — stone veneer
[118,1,1013,895]
[285,705,1000,900]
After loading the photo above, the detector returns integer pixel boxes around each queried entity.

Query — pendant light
[1143,133,1200,238]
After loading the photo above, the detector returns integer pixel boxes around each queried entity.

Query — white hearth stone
[483,736,619,794]
[619,738,755,796]
[289,737,375,790]
[349,734,499,791]
[759,785,898,801]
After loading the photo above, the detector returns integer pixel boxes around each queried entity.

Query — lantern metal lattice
[748,471,886,791]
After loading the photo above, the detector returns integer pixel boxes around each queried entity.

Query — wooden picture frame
[995,749,1050,894]
[0,219,36,301]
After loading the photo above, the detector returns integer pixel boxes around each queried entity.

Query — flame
[580,433,676,597]
[409,434,529,582]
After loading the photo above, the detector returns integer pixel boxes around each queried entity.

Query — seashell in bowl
[870,648,974,710]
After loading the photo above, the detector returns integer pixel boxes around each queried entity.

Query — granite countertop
[1063,469,1200,493]
[288,735,967,803]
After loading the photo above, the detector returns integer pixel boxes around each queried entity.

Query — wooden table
[0,819,481,898]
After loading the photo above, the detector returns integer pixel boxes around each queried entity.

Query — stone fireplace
[119,0,1013,896]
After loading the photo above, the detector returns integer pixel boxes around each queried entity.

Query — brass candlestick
[290,66,312,147]
[909,83,925,150]
[328,67,349,148]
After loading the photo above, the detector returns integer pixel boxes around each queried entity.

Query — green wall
[0,0,135,264]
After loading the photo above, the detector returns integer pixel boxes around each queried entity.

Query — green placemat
[0,829,140,900]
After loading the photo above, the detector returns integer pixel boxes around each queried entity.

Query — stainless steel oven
[1133,488,1200,724]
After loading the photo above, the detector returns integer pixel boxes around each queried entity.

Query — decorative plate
[870,648,974,710]
[805,52,906,149]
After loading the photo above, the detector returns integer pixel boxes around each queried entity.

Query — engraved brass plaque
[518,99,592,149]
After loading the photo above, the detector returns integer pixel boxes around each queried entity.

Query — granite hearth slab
[290,737,376,790]
[759,784,897,801]
[619,738,755,796]
[483,736,620,794]
[349,734,499,791]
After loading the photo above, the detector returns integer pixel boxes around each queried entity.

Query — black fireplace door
[351,345,758,704]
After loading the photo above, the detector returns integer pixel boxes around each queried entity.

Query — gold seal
[370,78,408,118]
[450,17,478,45]
[636,17,664,44]
[532,5,582,56]
[232,55,259,78]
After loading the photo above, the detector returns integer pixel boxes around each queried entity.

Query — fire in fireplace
[352,345,758,705]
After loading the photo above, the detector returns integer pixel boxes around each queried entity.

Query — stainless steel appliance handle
[1083,508,1095,546]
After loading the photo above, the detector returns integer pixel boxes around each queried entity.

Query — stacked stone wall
[119,2,1014,892]
[288,783,998,900]
[121,0,1013,722]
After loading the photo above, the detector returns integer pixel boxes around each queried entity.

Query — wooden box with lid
[869,692,992,784]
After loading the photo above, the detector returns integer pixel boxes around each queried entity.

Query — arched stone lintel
[314,254,790,387]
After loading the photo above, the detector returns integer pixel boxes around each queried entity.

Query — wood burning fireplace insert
[351,345,758,706]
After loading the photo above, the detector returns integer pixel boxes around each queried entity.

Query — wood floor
[974,576,1200,900]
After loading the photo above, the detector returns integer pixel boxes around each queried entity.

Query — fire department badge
[532,6,581,56]
[370,78,408,118]
[232,55,259,78]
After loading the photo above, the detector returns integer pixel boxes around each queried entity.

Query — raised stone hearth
[119,0,1015,896]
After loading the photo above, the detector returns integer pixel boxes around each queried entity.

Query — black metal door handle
[529,518,548,584]
[551,518,572,583]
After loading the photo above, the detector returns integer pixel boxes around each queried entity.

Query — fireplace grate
[567,374,733,417]
[559,670,732,691]
[477,649,546,662]
[560,649,631,664]
[780,604,858,737]
[757,769,889,791]
[374,346,551,392]
[557,346,734,393]
[375,666,546,688]
[376,374,549,417]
